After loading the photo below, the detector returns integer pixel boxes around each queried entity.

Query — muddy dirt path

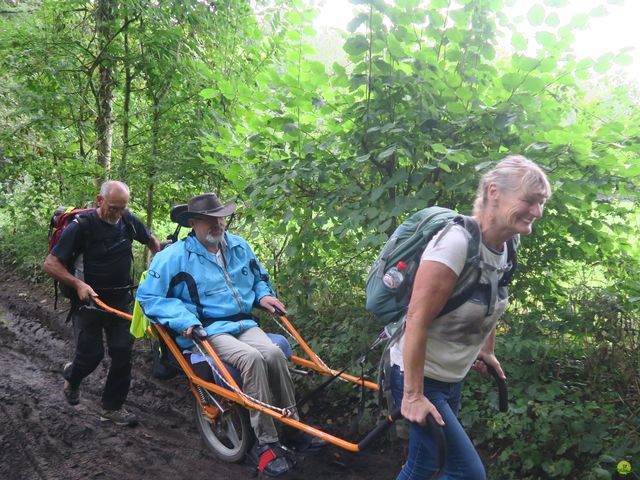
[0,268,403,480]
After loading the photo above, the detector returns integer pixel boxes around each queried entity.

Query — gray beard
[204,234,223,247]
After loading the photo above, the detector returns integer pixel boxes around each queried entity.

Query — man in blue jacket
[137,193,323,476]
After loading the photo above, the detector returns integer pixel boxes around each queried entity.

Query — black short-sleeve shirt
[52,209,151,305]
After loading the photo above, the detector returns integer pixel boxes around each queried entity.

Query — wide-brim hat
[174,193,236,227]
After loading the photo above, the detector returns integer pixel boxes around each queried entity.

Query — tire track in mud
[0,298,246,480]
[0,395,49,480]
[0,319,78,480]
[0,287,250,479]
[0,270,402,480]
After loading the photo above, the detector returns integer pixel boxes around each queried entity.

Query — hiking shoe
[100,408,138,427]
[62,362,80,406]
[246,442,292,477]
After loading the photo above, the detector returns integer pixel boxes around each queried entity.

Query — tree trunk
[95,0,115,179]
[119,20,131,180]
[144,95,161,265]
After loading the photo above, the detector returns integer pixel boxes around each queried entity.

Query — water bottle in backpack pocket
[382,261,407,289]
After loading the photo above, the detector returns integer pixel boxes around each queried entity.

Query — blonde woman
[391,155,552,480]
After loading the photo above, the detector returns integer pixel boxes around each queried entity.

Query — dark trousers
[64,305,134,411]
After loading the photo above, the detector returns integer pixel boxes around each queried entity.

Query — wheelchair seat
[188,333,292,388]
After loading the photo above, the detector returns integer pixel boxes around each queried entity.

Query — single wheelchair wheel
[193,395,253,462]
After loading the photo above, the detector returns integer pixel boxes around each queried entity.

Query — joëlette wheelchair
[95,298,407,462]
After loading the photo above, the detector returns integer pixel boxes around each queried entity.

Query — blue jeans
[391,366,486,480]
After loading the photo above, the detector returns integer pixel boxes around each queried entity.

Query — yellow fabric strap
[130,271,154,339]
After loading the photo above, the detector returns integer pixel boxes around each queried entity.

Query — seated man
[136,193,324,476]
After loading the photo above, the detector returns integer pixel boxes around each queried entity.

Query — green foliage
[198,1,640,477]
[0,1,639,478]
[209,0,640,305]
[0,0,289,267]
[461,310,639,479]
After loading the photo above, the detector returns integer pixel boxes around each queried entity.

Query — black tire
[193,396,253,463]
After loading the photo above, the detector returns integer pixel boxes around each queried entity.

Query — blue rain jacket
[136,233,275,348]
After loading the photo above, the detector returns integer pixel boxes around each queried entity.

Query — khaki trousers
[207,327,297,444]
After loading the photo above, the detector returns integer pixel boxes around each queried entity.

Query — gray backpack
[365,207,519,332]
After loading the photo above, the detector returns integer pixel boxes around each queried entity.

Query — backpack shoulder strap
[471,232,520,316]
[498,234,519,287]
[75,212,93,230]
[121,209,137,240]
[450,215,482,278]
[437,215,483,317]
[72,210,96,251]
[458,215,482,257]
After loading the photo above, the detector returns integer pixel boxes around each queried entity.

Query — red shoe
[246,442,292,477]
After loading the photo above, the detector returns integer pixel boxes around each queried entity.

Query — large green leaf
[511,32,528,51]
[535,31,556,49]
[343,35,369,56]
[614,53,634,66]
[527,4,546,26]
[501,72,522,91]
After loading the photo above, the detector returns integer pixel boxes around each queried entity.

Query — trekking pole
[487,364,508,412]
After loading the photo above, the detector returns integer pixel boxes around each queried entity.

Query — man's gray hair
[99,180,130,198]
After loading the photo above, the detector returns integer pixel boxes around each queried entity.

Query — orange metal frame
[94,298,382,452]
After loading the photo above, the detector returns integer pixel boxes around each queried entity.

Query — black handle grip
[259,305,286,316]
[193,326,208,340]
[357,409,446,473]
[426,414,446,474]
[357,409,402,451]
[485,364,509,412]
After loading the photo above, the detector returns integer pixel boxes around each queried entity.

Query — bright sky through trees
[313,0,640,85]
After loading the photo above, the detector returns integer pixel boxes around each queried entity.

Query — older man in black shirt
[44,180,160,426]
